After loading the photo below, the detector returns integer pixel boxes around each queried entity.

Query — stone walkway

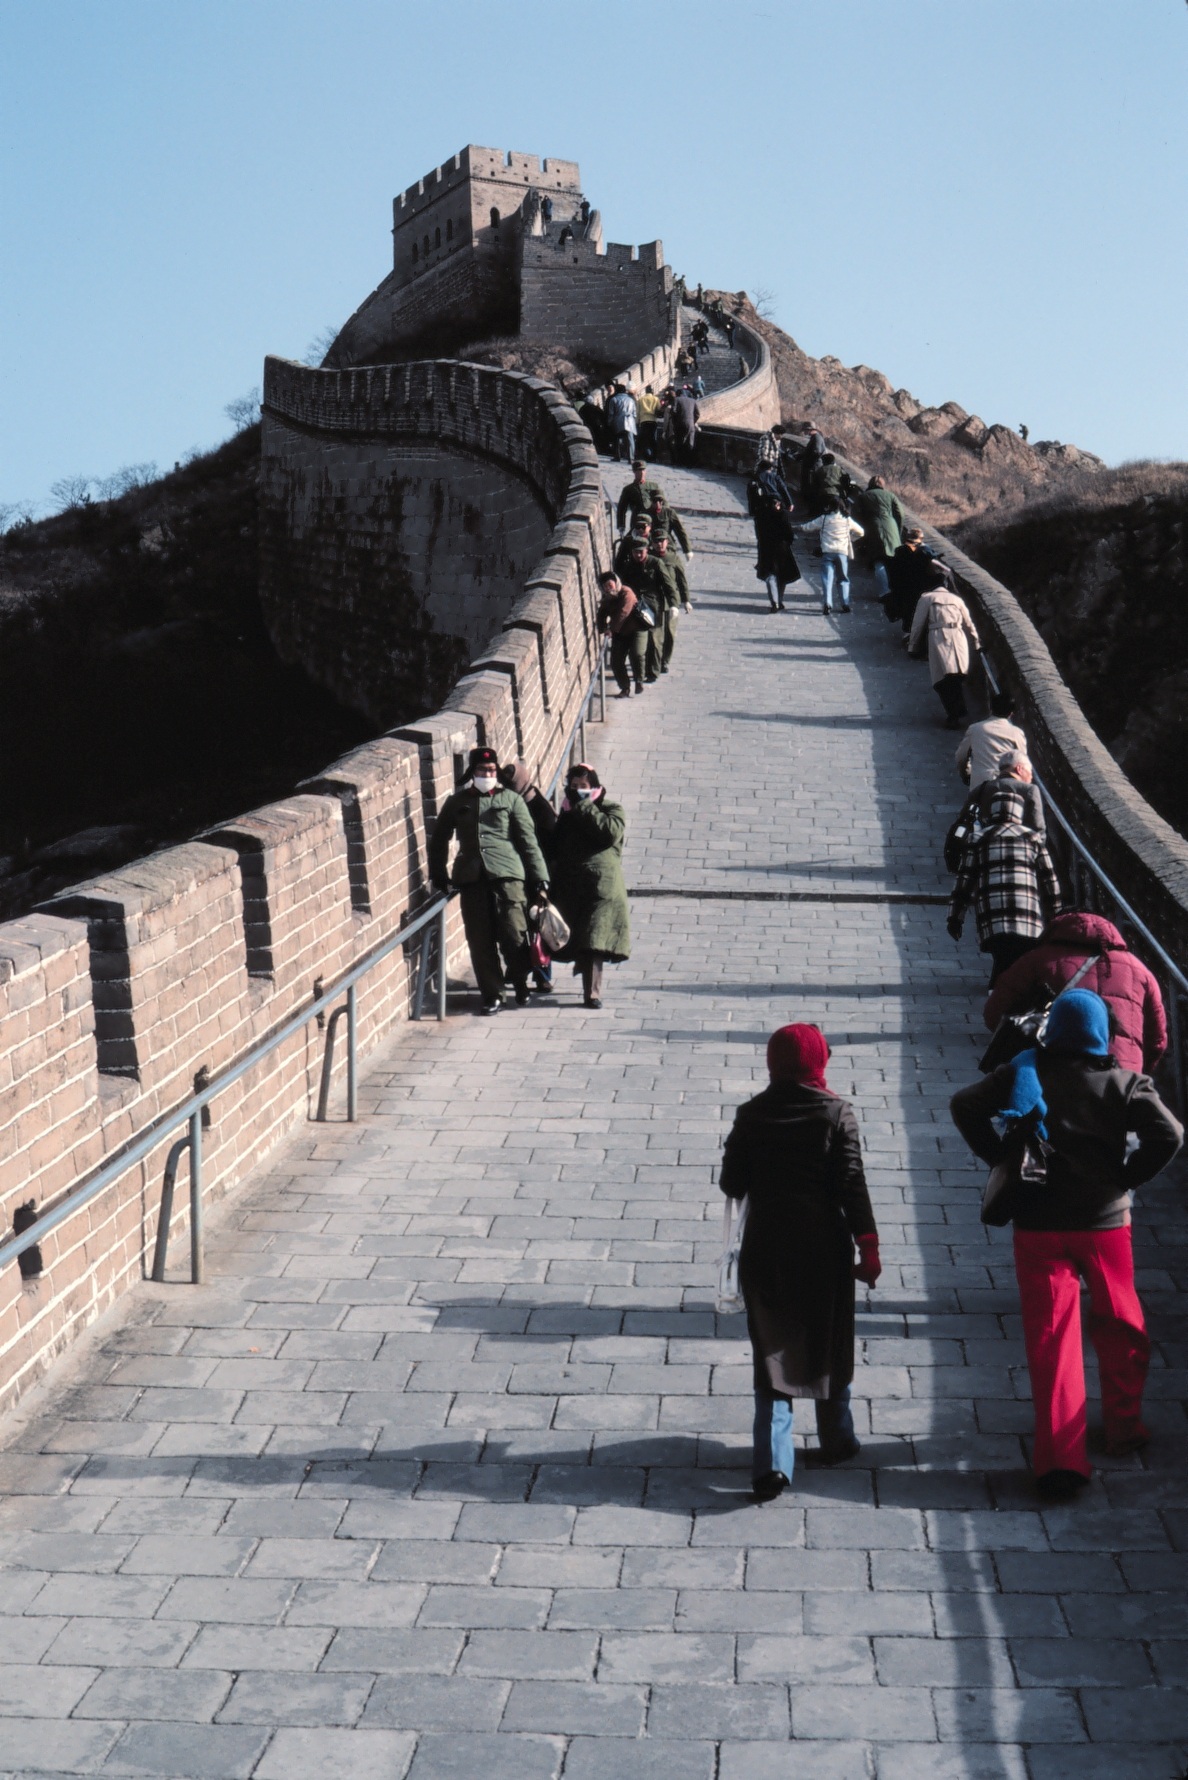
[1,460,1186,1780]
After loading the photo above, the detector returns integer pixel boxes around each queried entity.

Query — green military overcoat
[428,787,548,888]
[548,798,631,961]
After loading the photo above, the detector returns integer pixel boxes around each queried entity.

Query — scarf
[766,1023,831,1093]
[999,988,1111,1141]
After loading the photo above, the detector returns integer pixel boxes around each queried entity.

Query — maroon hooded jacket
[982,910,1168,1074]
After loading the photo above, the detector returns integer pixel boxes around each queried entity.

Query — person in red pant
[950,989,1182,1501]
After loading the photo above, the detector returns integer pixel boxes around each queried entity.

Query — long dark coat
[720,1083,876,1398]
[754,505,801,588]
[547,798,631,962]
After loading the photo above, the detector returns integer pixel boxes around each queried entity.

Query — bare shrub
[303,326,340,368]
[224,389,261,432]
[49,475,94,511]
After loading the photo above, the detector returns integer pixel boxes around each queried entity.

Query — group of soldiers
[595,460,695,696]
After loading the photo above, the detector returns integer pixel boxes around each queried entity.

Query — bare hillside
[724,294,1104,527]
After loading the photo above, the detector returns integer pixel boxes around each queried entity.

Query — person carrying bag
[950,989,1182,1502]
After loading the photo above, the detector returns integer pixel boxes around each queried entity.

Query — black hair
[990,691,1017,718]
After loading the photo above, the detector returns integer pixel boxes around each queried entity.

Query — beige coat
[909,589,980,684]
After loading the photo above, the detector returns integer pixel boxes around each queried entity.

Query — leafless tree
[96,463,159,500]
[49,475,94,511]
[751,287,778,321]
[224,388,261,432]
[0,501,37,533]
[303,325,340,367]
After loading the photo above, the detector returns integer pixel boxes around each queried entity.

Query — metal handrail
[3,636,617,1282]
[0,893,450,1278]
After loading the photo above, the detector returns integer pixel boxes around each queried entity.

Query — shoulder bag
[981,1114,1052,1227]
[978,953,1102,1075]
[531,896,571,956]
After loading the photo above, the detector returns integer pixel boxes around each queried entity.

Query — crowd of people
[726,420,1184,1505]
[582,379,703,467]
[429,419,1184,1511]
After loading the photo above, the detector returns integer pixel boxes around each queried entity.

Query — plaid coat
[950,819,1062,947]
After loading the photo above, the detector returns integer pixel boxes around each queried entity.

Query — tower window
[434,226,440,249]
[490,207,500,229]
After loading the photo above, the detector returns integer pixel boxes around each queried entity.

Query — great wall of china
[2,144,1185,1417]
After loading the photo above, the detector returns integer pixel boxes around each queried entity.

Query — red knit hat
[766,1024,831,1091]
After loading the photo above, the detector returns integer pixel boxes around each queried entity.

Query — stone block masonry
[0,362,612,1416]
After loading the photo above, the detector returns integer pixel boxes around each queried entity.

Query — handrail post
[315,1005,348,1121]
[151,1134,192,1284]
[598,645,606,721]
[437,902,448,1021]
[412,924,432,1021]
[188,1109,204,1285]
[346,984,358,1122]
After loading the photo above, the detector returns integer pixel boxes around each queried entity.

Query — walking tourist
[796,503,864,614]
[606,384,638,462]
[618,538,669,682]
[799,425,826,499]
[636,386,662,460]
[428,747,549,1015]
[854,476,907,601]
[983,911,1169,1076]
[957,691,1029,790]
[908,580,981,726]
[671,388,701,465]
[754,496,801,612]
[596,570,649,698]
[950,989,1183,1500]
[885,528,944,631]
[947,787,1063,984]
[809,452,848,515]
[720,1024,880,1500]
[547,763,630,1009]
[648,494,692,559]
[975,751,1045,834]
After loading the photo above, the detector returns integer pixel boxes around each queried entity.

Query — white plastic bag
[716,1196,748,1314]
[533,897,571,954]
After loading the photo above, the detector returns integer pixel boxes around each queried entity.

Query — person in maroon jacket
[983,910,1168,1076]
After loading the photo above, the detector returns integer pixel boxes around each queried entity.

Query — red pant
[1013,1226,1150,1478]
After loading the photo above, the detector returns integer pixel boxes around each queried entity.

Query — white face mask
[575,786,594,800]
[473,774,498,793]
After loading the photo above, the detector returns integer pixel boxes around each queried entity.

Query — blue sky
[3,0,1186,513]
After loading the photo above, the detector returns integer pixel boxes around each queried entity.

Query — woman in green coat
[548,763,630,1008]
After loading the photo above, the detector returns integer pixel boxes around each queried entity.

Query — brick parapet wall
[696,316,780,432]
[0,362,612,1415]
[519,234,676,370]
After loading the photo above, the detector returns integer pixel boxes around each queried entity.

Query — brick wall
[519,235,677,370]
[697,315,780,432]
[0,363,612,1415]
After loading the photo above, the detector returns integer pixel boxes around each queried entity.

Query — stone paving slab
[2,455,1187,1777]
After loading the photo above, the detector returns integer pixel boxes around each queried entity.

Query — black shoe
[583,995,602,1009]
[513,984,530,1007]
[818,1437,861,1466]
[752,1470,789,1502]
[479,997,503,1016]
[616,688,632,699]
[660,664,670,673]
[777,600,786,610]
[634,681,645,692]
[1036,1468,1089,1503]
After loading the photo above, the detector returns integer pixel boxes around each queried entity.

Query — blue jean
[820,552,850,611]
[753,1384,854,1482]
[872,559,890,600]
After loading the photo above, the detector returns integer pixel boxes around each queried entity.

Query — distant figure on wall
[579,195,591,225]
[799,425,826,498]
[671,389,701,466]
[1019,423,1029,442]
[541,195,554,224]
[606,384,638,462]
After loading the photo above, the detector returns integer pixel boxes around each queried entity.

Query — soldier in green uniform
[618,539,669,683]
[650,532,690,674]
[614,515,652,578]
[428,747,549,1015]
[616,459,666,532]
[646,493,692,560]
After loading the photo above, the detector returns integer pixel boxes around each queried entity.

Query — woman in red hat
[720,1024,880,1499]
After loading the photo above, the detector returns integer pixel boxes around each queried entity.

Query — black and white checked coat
[950,819,1062,947]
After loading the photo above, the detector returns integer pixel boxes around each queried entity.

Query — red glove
[853,1234,881,1287]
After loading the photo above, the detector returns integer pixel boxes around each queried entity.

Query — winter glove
[853,1234,882,1287]
[946,915,963,942]
[431,877,450,896]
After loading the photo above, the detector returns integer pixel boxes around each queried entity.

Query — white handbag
[716,1197,748,1313]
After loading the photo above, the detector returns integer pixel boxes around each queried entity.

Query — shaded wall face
[260,422,552,727]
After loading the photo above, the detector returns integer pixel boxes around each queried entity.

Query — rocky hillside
[726,295,1104,527]
[955,463,1188,836]
[0,429,371,918]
